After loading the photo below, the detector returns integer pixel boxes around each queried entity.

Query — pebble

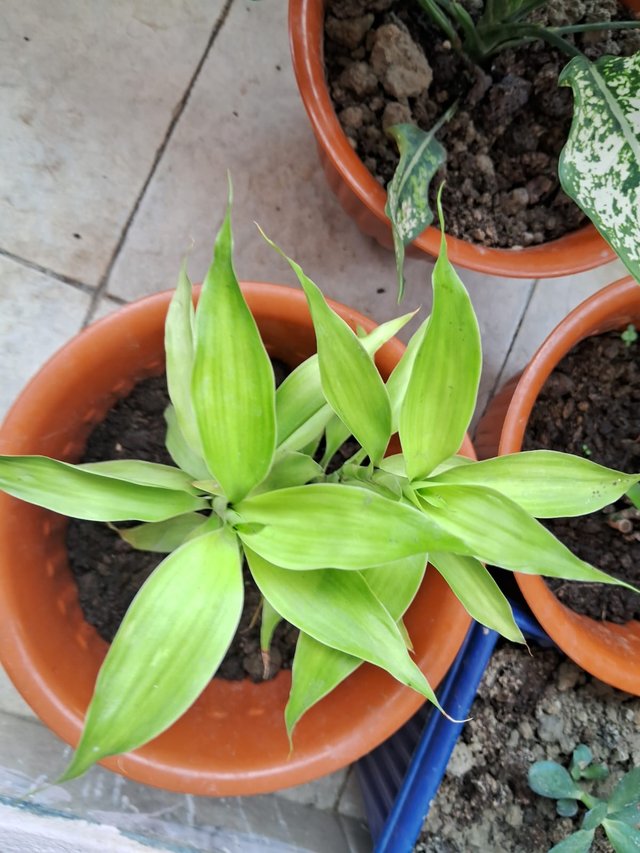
[382,101,412,132]
[338,61,378,97]
[325,13,374,50]
[556,662,580,692]
[370,24,433,99]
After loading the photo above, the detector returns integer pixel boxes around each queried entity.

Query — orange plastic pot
[0,283,472,796]
[289,0,640,278]
[475,277,640,694]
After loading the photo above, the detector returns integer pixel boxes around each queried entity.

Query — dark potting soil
[523,330,640,624]
[324,0,640,249]
[415,644,640,852]
[66,364,300,682]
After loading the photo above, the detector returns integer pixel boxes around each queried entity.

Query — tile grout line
[476,278,539,427]
[82,0,236,327]
[0,247,95,296]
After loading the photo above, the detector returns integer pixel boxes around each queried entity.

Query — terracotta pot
[475,277,640,694]
[0,283,473,796]
[289,0,640,278]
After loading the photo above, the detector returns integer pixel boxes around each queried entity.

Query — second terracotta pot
[288,0,626,279]
[476,277,640,694]
[0,283,472,796]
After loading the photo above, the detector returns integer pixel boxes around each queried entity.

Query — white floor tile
[0,0,225,286]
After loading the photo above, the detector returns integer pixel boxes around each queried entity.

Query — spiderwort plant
[529,745,640,852]
[0,190,638,783]
[386,2,640,296]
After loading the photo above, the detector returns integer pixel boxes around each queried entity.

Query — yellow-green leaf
[115,513,210,552]
[79,460,198,494]
[164,404,211,482]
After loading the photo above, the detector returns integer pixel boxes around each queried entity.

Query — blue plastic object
[357,606,553,852]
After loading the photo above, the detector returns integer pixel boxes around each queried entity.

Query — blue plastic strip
[357,604,553,852]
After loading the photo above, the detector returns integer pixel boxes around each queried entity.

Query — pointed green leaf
[192,202,275,502]
[58,528,243,781]
[0,455,207,522]
[608,804,640,829]
[386,107,455,299]
[320,415,351,469]
[428,451,640,517]
[400,203,481,481]
[165,262,201,454]
[164,404,211,481]
[251,450,322,496]
[285,553,426,736]
[260,596,282,653]
[275,312,414,450]
[549,830,596,853]
[386,318,428,432]
[529,762,584,800]
[246,548,443,711]
[603,819,640,852]
[418,484,637,588]
[115,513,210,553]
[609,768,640,813]
[79,460,198,494]
[559,53,640,282]
[430,551,524,643]
[237,483,464,570]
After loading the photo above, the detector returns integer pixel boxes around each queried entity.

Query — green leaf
[320,415,351,469]
[251,450,322,495]
[603,819,640,852]
[608,804,640,829]
[386,318,428,432]
[115,513,210,552]
[165,261,200,454]
[262,237,391,464]
[400,198,481,481]
[571,744,594,778]
[609,768,640,813]
[285,553,426,737]
[559,53,640,282]
[275,312,414,450]
[237,483,464,570]
[430,551,524,643]
[628,483,640,510]
[557,799,580,818]
[58,528,243,781]
[385,106,456,299]
[164,404,211,482]
[582,802,608,831]
[246,548,445,712]
[425,451,640,518]
[417,484,636,588]
[529,761,584,800]
[0,455,208,522]
[79,460,199,494]
[549,830,596,853]
[192,199,275,502]
[260,597,282,653]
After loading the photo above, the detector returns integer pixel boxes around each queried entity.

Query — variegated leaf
[559,52,640,282]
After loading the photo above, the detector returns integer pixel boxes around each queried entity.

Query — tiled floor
[0,0,630,850]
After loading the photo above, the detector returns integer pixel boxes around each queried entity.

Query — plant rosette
[289,0,640,287]
[0,195,636,795]
[476,276,640,695]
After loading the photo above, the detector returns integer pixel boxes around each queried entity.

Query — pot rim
[497,276,640,694]
[0,282,473,795]
[288,0,618,278]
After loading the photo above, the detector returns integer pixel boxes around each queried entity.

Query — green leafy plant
[385,2,640,296]
[529,745,640,852]
[621,324,638,346]
[1,189,638,784]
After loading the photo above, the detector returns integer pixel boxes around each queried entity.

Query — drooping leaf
[285,553,427,736]
[191,198,275,502]
[165,261,201,454]
[425,451,640,517]
[529,762,584,800]
[164,404,211,482]
[430,551,524,643]
[260,597,282,653]
[236,483,464,570]
[261,236,391,464]
[385,105,456,299]
[58,528,243,781]
[400,197,481,481]
[115,513,211,553]
[559,52,640,282]
[417,484,636,588]
[246,548,444,712]
[79,460,199,494]
[548,830,596,853]
[251,450,322,495]
[603,819,640,852]
[0,455,207,522]
[275,312,414,450]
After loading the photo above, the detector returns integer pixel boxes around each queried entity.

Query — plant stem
[554,20,640,36]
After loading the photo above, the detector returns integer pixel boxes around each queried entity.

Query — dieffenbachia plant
[1,191,638,783]
[386,1,640,295]
[529,745,640,852]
